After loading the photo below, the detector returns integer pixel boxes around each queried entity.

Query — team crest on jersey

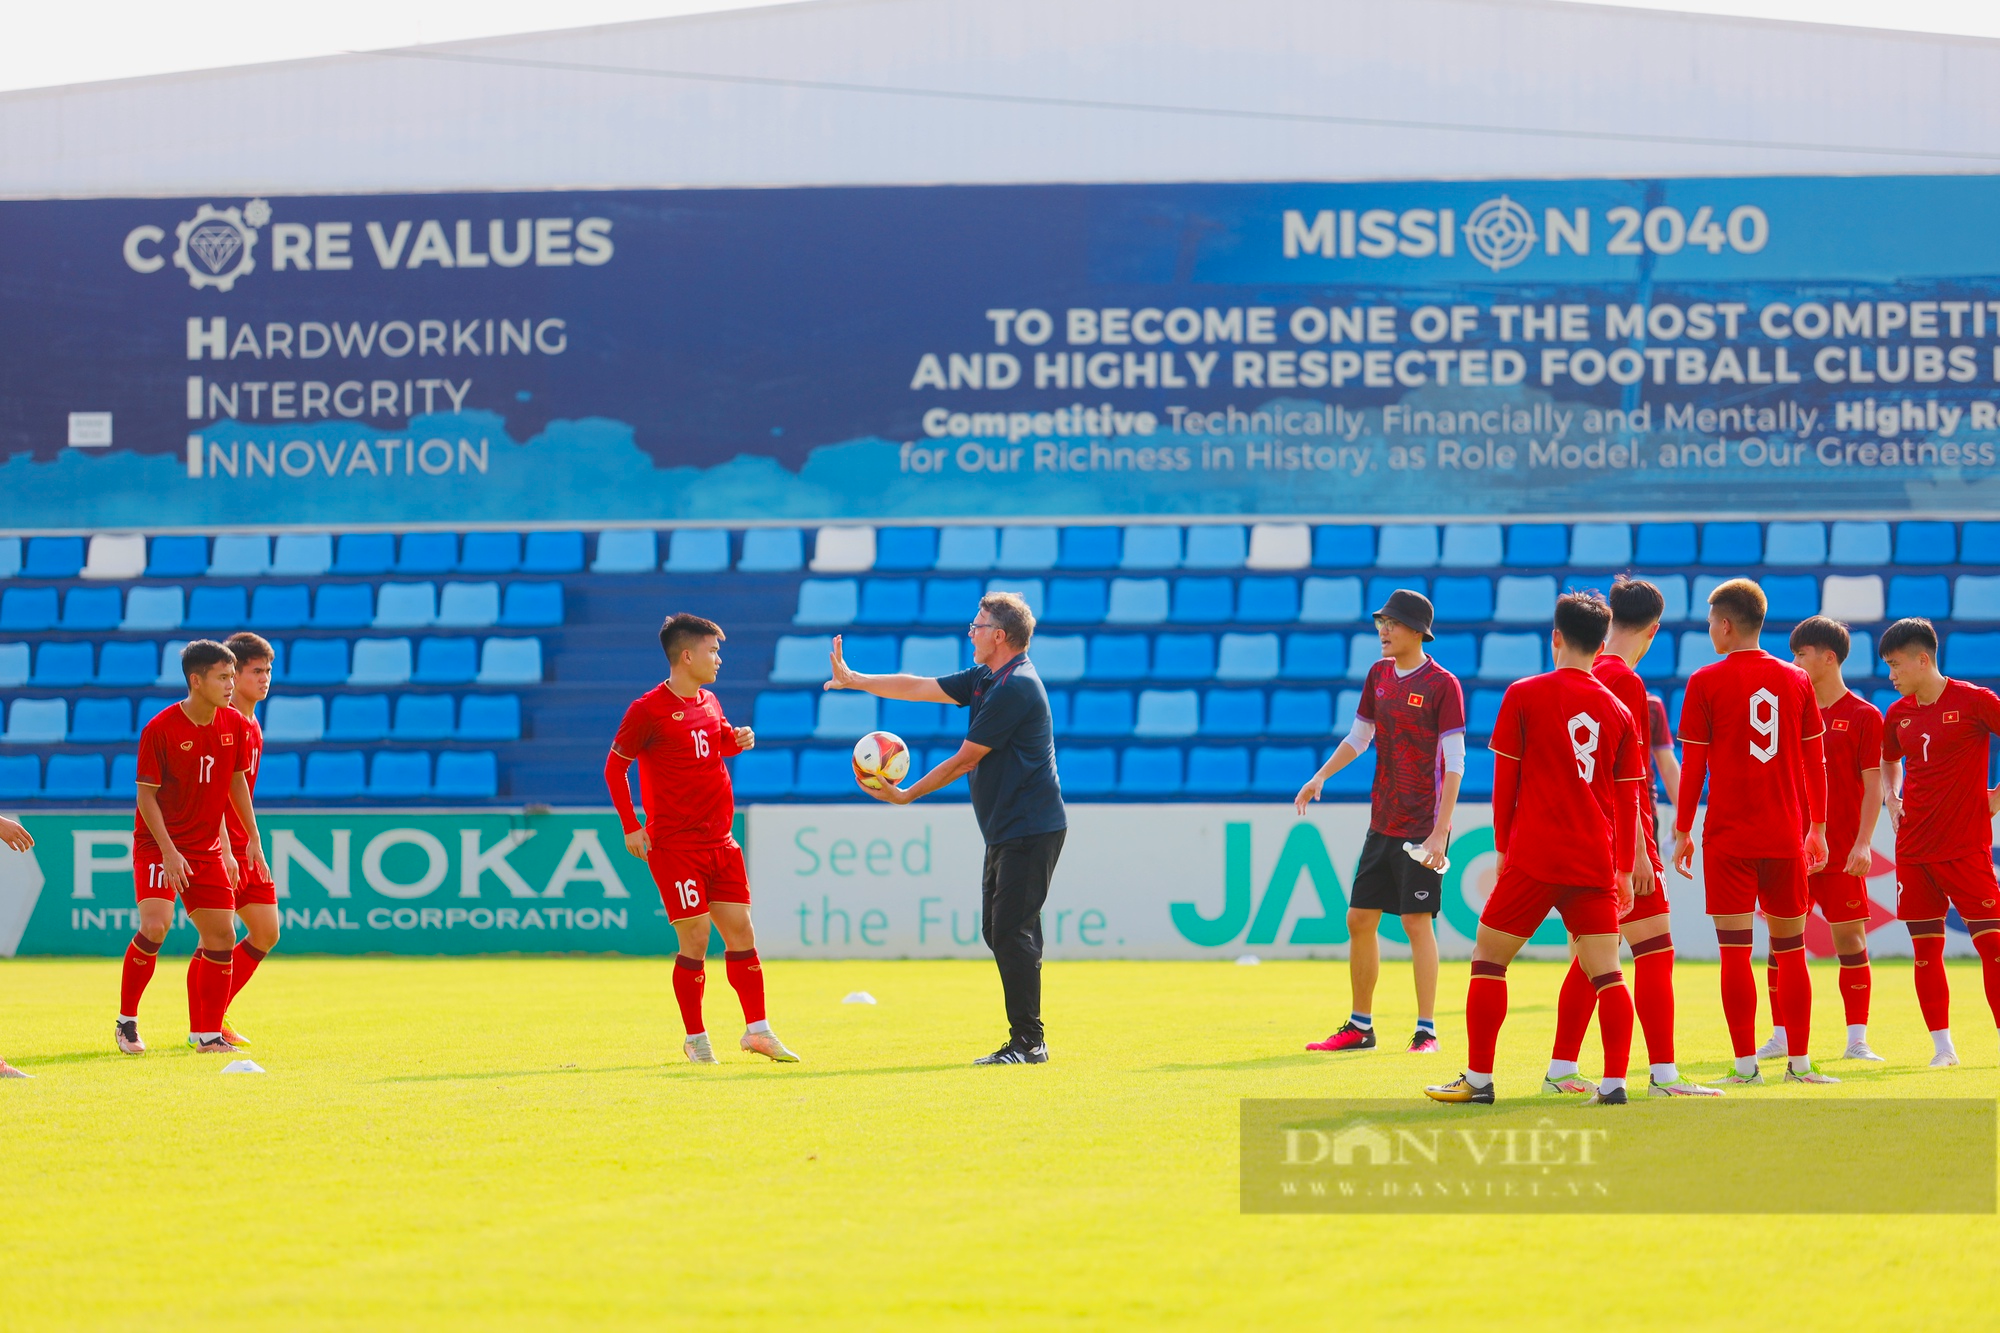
[1899,717,1912,727]
[1944,710,1962,724]
[672,712,685,720]
[1407,693,1425,707]
[179,741,193,750]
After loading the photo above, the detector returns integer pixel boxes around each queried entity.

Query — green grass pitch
[2,956,1995,1330]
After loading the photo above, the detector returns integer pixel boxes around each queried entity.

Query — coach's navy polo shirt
[938,653,1067,845]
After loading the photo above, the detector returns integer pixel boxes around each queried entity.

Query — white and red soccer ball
[851,731,911,790]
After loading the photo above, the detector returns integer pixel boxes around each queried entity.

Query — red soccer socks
[226,941,268,1006]
[1910,921,1950,1032]
[1836,948,1872,1028]
[1970,926,2000,1028]
[1716,928,1757,1058]
[1549,957,1595,1065]
[119,932,161,1017]
[1629,934,1676,1066]
[724,949,767,1025]
[185,948,233,1035]
[1464,960,1508,1077]
[1591,970,1634,1081]
[672,954,707,1036]
[1771,933,1811,1060]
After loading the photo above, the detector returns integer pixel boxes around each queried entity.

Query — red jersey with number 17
[1489,667,1647,886]
[1883,679,2000,864]
[221,704,265,861]
[1677,650,1824,858]
[610,684,743,848]
[133,702,251,858]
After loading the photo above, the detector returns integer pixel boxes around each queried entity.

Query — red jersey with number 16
[133,702,251,858]
[610,684,743,848]
[1489,667,1647,886]
[1677,650,1825,858]
[1883,679,2000,864]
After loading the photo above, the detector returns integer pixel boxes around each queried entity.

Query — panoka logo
[172,200,268,291]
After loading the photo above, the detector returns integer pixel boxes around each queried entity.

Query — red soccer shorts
[1621,877,1672,923]
[1896,854,2000,924]
[234,872,277,908]
[134,848,235,913]
[649,841,750,922]
[1481,863,1620,939]
[1808,870,1871,925]
[1704,854,1808,918]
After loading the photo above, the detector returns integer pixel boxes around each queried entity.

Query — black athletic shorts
[1349,828,1444,916]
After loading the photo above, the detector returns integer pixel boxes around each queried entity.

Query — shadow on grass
[377,1064,663,1084]
[20,1049,131,1067]
[1147,1053,1328,1072]
[379,1060,973,1085]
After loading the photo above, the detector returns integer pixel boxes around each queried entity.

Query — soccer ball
[851,731,911,790]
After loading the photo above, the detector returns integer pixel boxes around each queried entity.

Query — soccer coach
[826,591,1065,1065]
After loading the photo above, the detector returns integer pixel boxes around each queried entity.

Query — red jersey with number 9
[1677,650,1824,858]
[133,702,251,858]
[1883,679,2000,864]
[611,684,743,849]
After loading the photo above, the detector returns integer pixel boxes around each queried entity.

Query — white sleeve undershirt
[1341,718,1375,754]
[1341,719,1466,775]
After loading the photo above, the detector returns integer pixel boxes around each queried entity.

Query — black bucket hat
[1373,588,1436,642]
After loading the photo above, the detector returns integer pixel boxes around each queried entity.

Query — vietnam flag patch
[1945,710,1962,724]
[1831,719,1850,732]
[1407,693,1425,707]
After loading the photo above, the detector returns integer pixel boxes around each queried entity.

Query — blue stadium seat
[1479,633,1541,680]
[437,582,501,628]
[0,643,23,688]
[794,580,858,626]
[24,537,84,578]
[1087,634,1149,680]
[1459,748,1497,797]
[499,583,563,627]
[882,698,945,738]
[1071,690,1135,737]
[771,636,834,683]
[375,582,437,628]
[1185,746,1250,794]
[1431,632,1478,679]
[1,587,57,631]
[1678,632,1722,676]
[1345,637,1383,679]
[842,636,897,674]
[248,584,309,629]
[1635,523,1696,565]
[1119,747,1184,794]
[332,533,395,575]
[1322,746,1378,795]
[592,530,659,573]
[398,533,458,573]
[1172,577,1233,623]
[857,579,921,625]
[873,528,936,572]
[0,755,37,797]
[1945,633,2000,676]
[251,752,299,799]
[97,641,157,686]
[738,528,803,572]
[1869,688,1902,718]
[1493,575,1556,624]
[326,694,391,741]
[264,695,326,743]
[1569,523,1631,566]
[109,753,139,797]
[1183,526,1247,569]
[457,695,521,741]
[1505,525,1568,567]
[664,529,728,573]
[1313,526,1375,569]
[1758,630,1791,659]
[1252,746,1320,795]
[1121,526,1182,570]
[1059,748,1117,795]
[32,642,93,686]
[460,532,521,573]
[999,526,1059,569]
[313,584,374,628]
[369,752,433,797]
[731,749,794,797]
[1159,633,1220,680]
[433,751,498,799]
[1955,576,2000,621]
[350,638,414,685]
[1765,522,1827,566]
[1046,690,1071,733]
[1763,575,1819,622]
[1106,578,1170,624]
[1440,524,1502,568]
[790,750,854,796]
[899,636,960,676]
[1431,576,1492,622]
[1376,525,1439,568]
[414,638,478,684]
[1282,633,1345,680]
[1134,689,1200,738]
[1045,577,1108,624]
[477,638,542,684]
[152,641,191,687]
[61,587,121,630]
[816,692,878,740]
[0,537,16,579]
[1888,575,1950,620]
[71,697,134,742]
[5,698,66,743]
[1468,688,1505,734]
[1211,632,1275,682]
[1032,634,1085,682]
[387,699,452,748]
[521,531,585,573]
[1366,577,1426,616]
[303,751,366,798]
[1237,577,1298,623]
[122,586,185,631]
[44,754,105,799]
[986,578,1044,618]
[1268,688,1332,735]
[147,535,209,577]
[1058,526,1121,569]
[208,535,269,578]
[1846,631,1876,678]
[1700,522,1761,566]
[1600,574,1688,623]
[920,578,983,625]
[1896,521,1956,565]
[1300,577,1362,623]
[936,527,997,571]
[139,697,178,727]
[271,533,332,576]
[1829,521,1890,566]
[185,585,248,629]
[1201,689,1265,736]
[1635,631,1676,682]
[288,640,349,685]
[1962,523,2000,565]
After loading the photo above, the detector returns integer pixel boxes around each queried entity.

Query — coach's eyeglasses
[967,619,1001,635]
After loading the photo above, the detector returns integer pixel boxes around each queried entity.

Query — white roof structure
[4,0,1999,197]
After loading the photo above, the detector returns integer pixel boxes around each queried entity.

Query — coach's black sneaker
[1423,1074,1495,1104]
[1586,1085,1629,1105]
[974,1041,1049,1065]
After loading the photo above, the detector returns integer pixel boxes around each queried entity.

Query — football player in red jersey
[116,640,268,1055]
[1295,589,1466,1056]
[1878,617,2000,1068]
[1673,578,1835,1085]
[606,613,799,1065]
[1647,693,1680,805]
[0,814,33,1077]
[215,632,280,1047]
[1752,617,1886,1062]
[1543,578,1719,1097]
[1425,593,1644,1106]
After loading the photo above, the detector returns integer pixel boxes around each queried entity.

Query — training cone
[220,1059,266,1075]
[842,991,877,1005]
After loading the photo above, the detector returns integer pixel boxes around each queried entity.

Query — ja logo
[173,198,269,291]
[1170,823,1349,947]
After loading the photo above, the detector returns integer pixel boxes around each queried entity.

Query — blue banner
[4,176,1999,529]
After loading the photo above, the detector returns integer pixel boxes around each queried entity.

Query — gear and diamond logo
[172,198,269,291]
[1461,195,1537,272]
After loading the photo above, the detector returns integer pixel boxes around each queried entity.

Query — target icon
[1462,195,1538,272]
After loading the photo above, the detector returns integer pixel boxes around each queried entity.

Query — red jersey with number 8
[1489,667,1647,886]
[610,684,743,848]
[133,702,251,858]
[1883,679,2000,864]
[1677,650,1824,858]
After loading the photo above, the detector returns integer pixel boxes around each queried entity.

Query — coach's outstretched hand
[825,636,860,691]
[0,815,32,852]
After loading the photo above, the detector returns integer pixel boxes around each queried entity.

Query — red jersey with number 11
[1883,679,2000,864]
[221,704,265,862]
[610,684,743,849]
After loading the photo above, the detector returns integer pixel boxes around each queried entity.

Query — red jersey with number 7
[610,684,743,849]
[1883,679,2000,864]
[1677,650,1825,859]
[133,701,251,858]
[1489,667,1647,886]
